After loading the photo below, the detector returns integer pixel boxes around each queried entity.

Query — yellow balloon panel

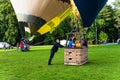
[37,7,72,35]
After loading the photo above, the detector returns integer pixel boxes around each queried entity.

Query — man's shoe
[48,63,52,65]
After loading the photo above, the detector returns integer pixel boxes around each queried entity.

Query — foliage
[86,5,118,43]
[99,31,108,43]
[113,0,120,38]
[86,30,95,41]
[0,0,19,45]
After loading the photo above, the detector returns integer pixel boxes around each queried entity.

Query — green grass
[0,45,120,80]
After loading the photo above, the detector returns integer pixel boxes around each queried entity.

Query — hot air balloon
[73,0,108,27]
[11,0,108,36]
[38,0,108,35]
[10,0,71,36]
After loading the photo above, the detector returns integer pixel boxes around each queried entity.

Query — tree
[86,24,96,44]
[99,31,108,43]
[86,4,118,43]
[0,0,8,41]
[0,0,20,45]
[86,30,95,41]
[97,5,118,42]
[113,0,120,38]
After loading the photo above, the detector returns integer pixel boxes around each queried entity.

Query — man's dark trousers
[48,50,55,65]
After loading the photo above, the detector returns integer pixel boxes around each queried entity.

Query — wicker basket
[64,48,88,65]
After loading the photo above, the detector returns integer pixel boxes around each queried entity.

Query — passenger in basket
[81,39,88,48]
[68,37,75,48]
[75,40,81,48]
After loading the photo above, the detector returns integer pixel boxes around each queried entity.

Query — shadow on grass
[47,59,105,66]
[83,59,116,67]
[53,59,116,67]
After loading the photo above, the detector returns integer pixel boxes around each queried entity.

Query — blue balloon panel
[74,0,108,27]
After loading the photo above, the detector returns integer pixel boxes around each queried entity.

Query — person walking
[48,38,64,65]
[16,42,19,51]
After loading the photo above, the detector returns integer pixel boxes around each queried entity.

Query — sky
[107,0,115,5]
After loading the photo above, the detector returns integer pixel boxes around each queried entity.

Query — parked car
[0,42,13,49]
[117,38,120,45]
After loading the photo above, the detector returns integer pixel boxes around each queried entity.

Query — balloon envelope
[10,0,71,35]
[74,0,108,27]
[11,0,108,36]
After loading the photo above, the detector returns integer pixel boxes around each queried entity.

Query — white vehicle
[117,38,120,44]
[0,42,5,48]
[0,42,12,49]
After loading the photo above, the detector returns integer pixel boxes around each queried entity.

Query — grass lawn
[0,45,120,80]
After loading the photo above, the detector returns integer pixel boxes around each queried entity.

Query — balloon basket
[64,48,88,65]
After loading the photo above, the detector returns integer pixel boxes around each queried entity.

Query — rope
[32,35,65,46]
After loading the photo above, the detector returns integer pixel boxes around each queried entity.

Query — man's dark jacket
[51,42,64,52]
